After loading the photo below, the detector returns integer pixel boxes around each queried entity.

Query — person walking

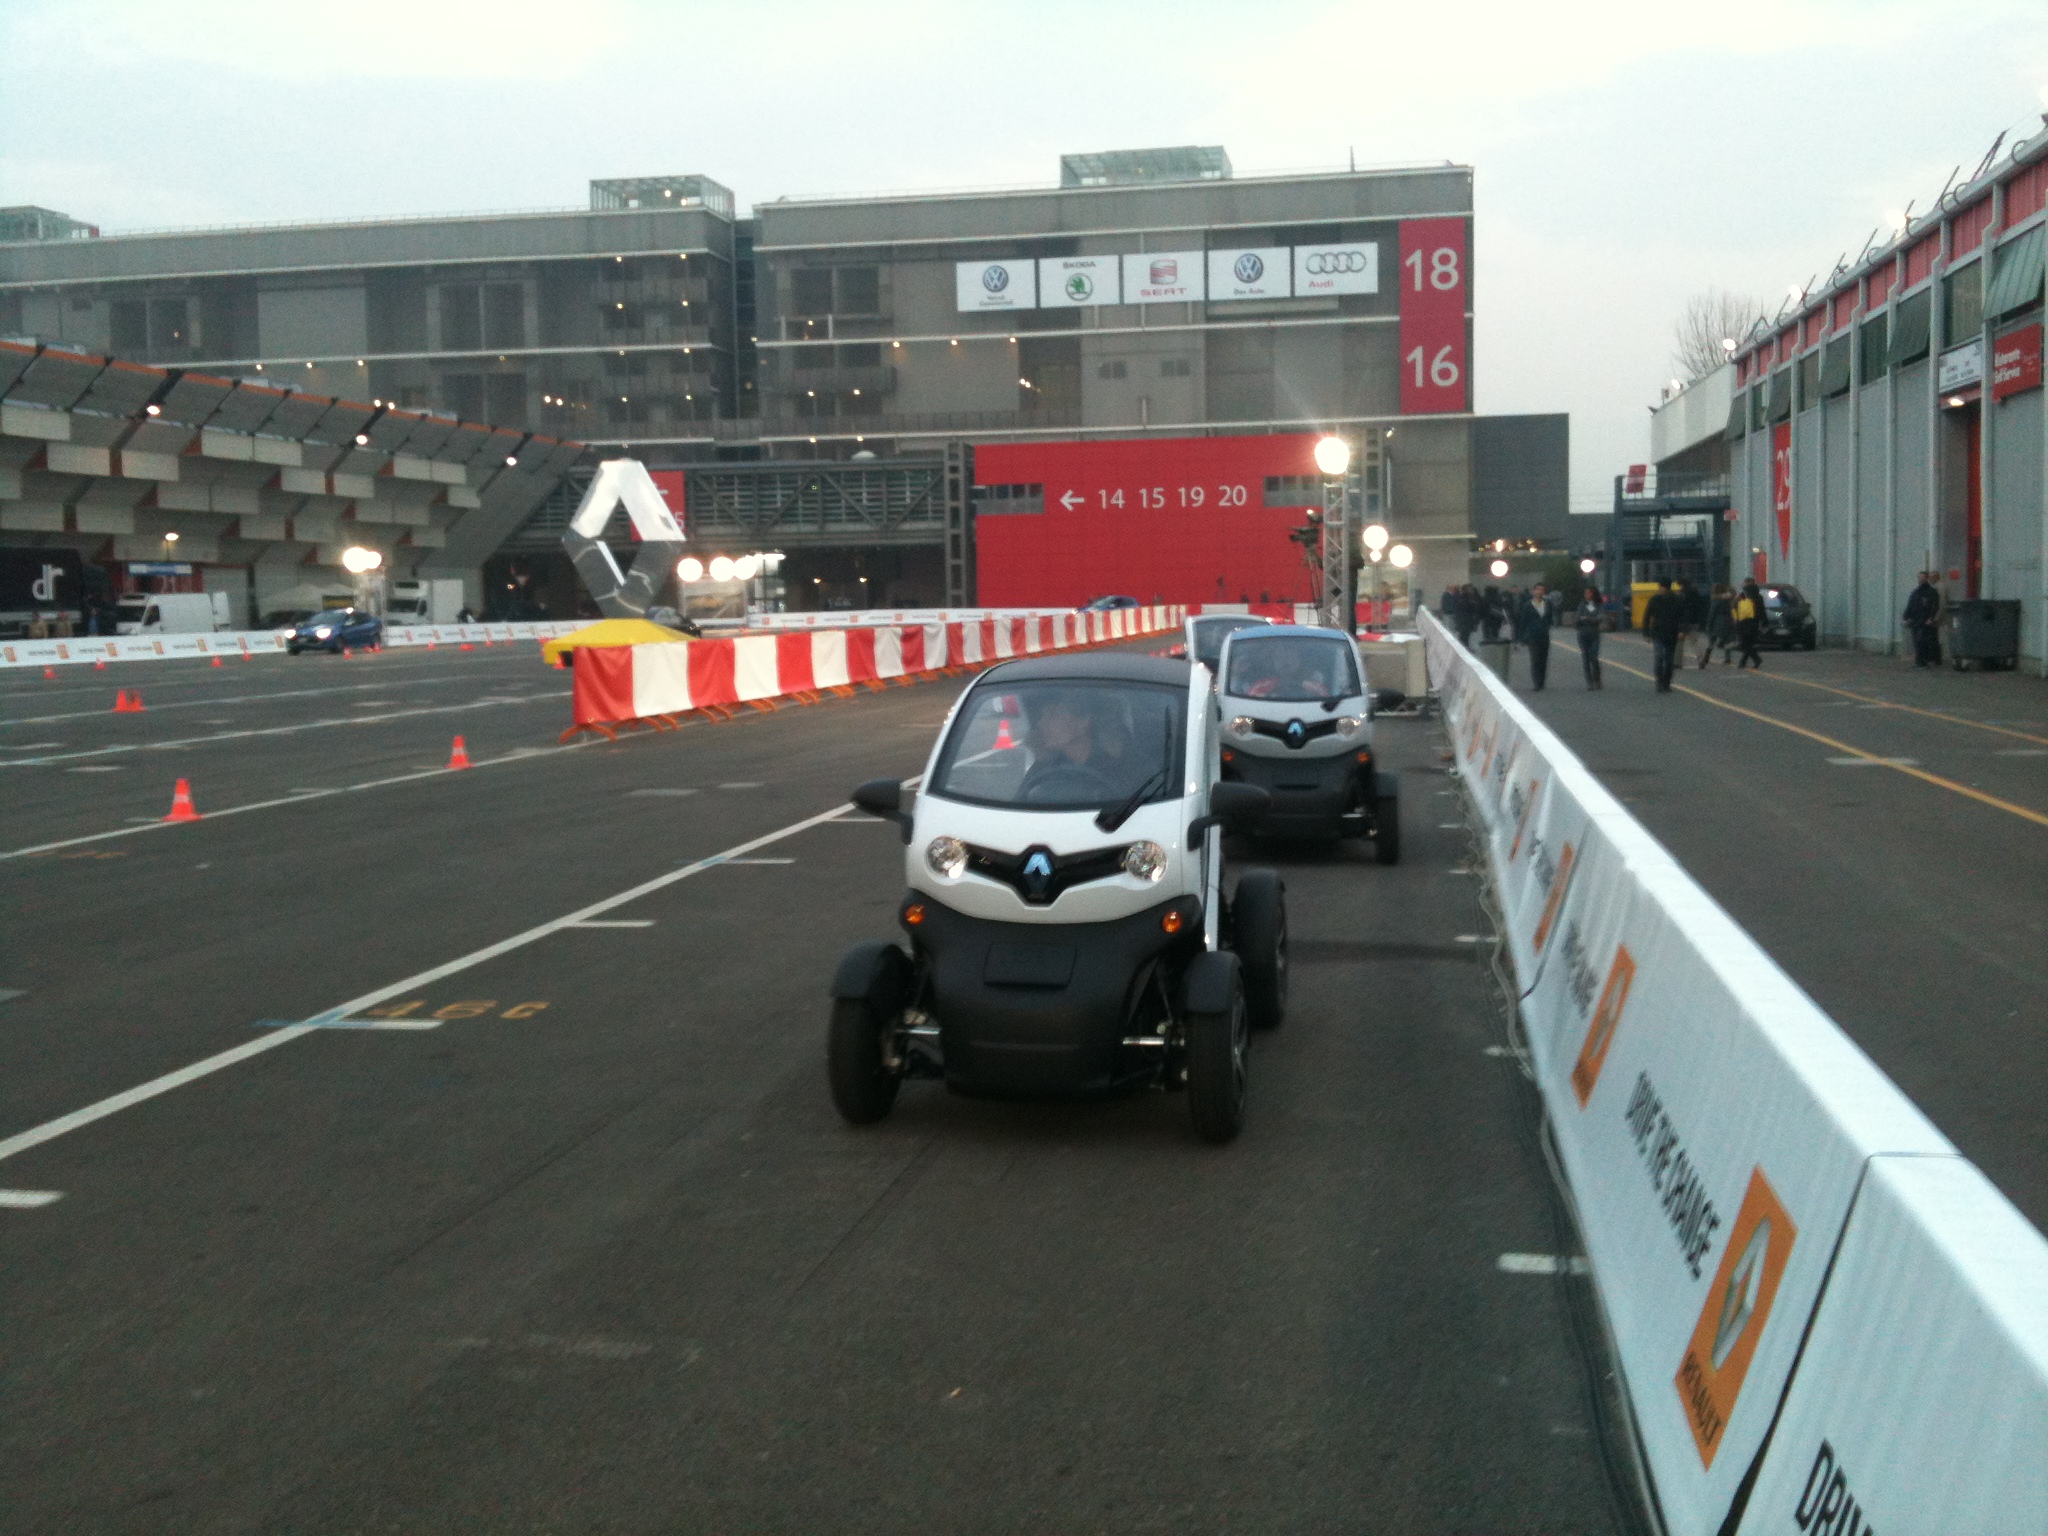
[1643,578,1684,692]
[1481,587,1505,643]
[1733,578,1765,669]
[1516,583,1553,690]
[1452,584,1479,648]
[1700,583,1733,667]
[1903,572,1942,667]
[1576,584,1605,689]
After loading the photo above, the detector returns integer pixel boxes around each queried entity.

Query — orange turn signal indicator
[1161,909,1185,935]
[904,903,926,926]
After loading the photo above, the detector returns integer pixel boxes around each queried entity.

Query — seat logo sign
[1675,1168,1797,1468]
[1149,258,1179,286]
[1305,250,1371,274]
[982,265,1010,293]
[1233,252,1264,284]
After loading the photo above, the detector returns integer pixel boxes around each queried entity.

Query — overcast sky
[3,0,2044,510]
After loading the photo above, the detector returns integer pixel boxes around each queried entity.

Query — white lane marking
[0,989,24,1005]
[0,742,594,863]
[0,691,570,768]
[0,741,63,750]
[255,1017,444,1031]
[1454,935,1486,944]
[1484,1045,1519,1058]
[0,1190,64,1208]
[629,788,699,797]
[1826,756,1919,767]
[0,799,878,1165]
[1438,822,1463,828]
[1995,749,2048,757]
[67,765,123,773]
[1498,1253,1590,1276]
[718,781,764,789]
[721,857,795,865]
[565,919,655,928]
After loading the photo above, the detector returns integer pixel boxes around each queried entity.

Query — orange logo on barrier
[1570,944,1634,1108]
[1509,777,1542,861]
[1532,842,1576,954]
[1675,1168,1797,1468]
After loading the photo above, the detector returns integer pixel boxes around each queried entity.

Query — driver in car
[1239,639,1338,700]
[1019,691,1133,802]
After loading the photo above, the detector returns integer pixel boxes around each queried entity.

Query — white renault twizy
[829,652,1287,1144]
[1214,624,1400,862]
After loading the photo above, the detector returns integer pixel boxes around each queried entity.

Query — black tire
[1375,794,1402,865]
[827,996,900,1125]
[1186,971,1248,1145]
[1233,869,1287,1031]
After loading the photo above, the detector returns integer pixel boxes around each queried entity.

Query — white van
[114,591,231,635]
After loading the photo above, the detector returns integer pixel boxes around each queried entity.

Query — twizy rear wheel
[1186,971,1248,1145]
[1233,869,1287,1031]
[828,996,901,1125]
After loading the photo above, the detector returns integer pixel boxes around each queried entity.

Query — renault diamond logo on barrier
[982,264,1010,293]
[1306,250,1371,274]
[1233,252,1264,283]
[1712,1218,1773,1369]
[1675,1167,1797,1468]
[1066,273,1093,301]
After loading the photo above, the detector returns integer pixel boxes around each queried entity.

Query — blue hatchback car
[285,608,383,654]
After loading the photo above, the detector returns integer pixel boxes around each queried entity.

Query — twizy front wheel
[1184,956,1248,1145]
[828,995,901,1125]
[1233,869,1287,1031]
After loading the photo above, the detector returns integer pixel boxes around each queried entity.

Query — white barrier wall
[1418,610,2047,1535]
[0,621,580,668]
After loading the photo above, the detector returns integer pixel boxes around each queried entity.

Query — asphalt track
[1513,629,2048,1232]
[0,642,1629,1532]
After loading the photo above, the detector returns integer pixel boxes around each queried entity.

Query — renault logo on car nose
[1024,851,1053,879]
[1285,718,1306,747]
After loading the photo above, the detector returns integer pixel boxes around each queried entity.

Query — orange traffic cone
[94,659,106,670]
[447,735,472,770]
[459,643,473,652]
[994,717,1018,750]
[113,689,137,713]
[211,655,223,667]
[43,666,56,679]
[162,778,202,823]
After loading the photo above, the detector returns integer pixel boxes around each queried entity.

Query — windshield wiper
[1096,710,1177,833]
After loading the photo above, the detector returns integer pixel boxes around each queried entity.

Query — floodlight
[709,555,736,582]
[1313,435,1351,477]
[1489,558,1510,578]
[678,557,704,582]
[1579,557,1597,574]
[733,554,761,581]
[340,546,382,574]
[1389,544,1413,569]
[1362,523,1389,552]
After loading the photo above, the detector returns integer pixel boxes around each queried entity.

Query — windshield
[928,679,1186,813]
[1224,635,1361,703]
[1189,616,1265,669]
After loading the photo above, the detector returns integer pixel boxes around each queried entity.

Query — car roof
[1221,624,1351,643]
[978,653,1192,686]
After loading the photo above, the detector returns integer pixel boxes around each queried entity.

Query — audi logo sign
[1294,243,1379,296]
[1305,250,1371,274]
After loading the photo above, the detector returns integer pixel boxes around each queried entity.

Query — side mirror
[852,777,914,843]
[1188,780,1271,843]
[1375,688,1406,714]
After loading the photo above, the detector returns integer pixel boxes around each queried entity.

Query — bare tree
[1672,289,1767,380]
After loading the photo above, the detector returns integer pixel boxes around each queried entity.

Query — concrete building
[1651,123,2048,670]
[2,150,1570,612]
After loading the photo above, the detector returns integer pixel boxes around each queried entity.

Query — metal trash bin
[1476,638,1514,683]
[1947,599,2020,670]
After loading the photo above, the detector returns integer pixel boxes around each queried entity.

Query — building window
[485,373,527,424]
[840,342,882,367]
[483,283,525,349]
[1942,263,1983,342]
[110,297,191,358]
[439,284,482,350]
[1820,335,1851,398]
[1890,289,1931,366]
[1263,475,1322,507]
[1159,357,1192,378]
[441,373,486,421]
[791,269,833,317]
[111,299,148,354]
[1095,360,1127,380]
[1797,350,1821,409]
[836,266,880,315]
[974,482,1045,514]
[1858,313,1889,382]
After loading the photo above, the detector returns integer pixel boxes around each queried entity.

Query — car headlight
[1227,715,1255,739]
[314,627,333,638]
[1334,715,1364,738]
[1122,840,1167,883]
[924,836,967,879]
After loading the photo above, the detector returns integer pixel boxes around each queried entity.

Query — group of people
[1636,577,1771,690]
[1441,584,1565,649]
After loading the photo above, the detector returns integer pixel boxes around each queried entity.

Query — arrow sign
[1059,490,1084,511]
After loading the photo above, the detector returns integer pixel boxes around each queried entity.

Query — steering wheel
[1023,761,1123,804]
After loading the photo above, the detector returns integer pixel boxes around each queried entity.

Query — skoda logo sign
[1285,718,1306,747]
[982,264,1010,293]
[1233,252,1264,284]
[1305,250,1371,275]
[1065,272,1094,301]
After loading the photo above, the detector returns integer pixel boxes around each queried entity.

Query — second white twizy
[829,652,1286,1144]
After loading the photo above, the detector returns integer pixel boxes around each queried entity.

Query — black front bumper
[910,895,1200,1097]
[1222,748,1374,838]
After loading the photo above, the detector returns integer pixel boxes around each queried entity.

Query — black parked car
[285,608,383,654]
[1760,585,1817,650]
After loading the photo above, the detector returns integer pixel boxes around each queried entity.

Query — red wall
[974,433,1325,607]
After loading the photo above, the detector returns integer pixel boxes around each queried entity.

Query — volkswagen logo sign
[1285,718,1306,747]
[1233,252,1265,284]
[982,264,1010,294]
[1305,250,1371,275]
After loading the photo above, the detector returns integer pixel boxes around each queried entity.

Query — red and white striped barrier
[567,605,1183,734]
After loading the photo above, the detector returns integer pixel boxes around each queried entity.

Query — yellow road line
[1564,641,2048,831]
[1600,631,2048,747]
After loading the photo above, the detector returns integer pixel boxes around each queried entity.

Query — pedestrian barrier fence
[568,604,1185,733]
[1418,608,2048,1536]
[0,621,585,668]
